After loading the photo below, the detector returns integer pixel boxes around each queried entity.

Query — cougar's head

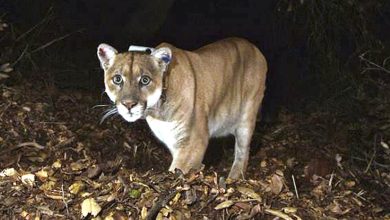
[97,44,171,122]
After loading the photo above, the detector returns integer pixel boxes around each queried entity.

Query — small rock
[87,165,102,179]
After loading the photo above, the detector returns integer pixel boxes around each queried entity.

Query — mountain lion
[97,38,267,179]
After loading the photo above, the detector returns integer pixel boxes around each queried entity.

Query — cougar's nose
[121,100,137,109]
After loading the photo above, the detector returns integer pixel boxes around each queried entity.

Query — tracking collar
[128,45,155,54]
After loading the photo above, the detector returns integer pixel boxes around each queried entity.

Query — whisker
[105,107,118,115]
[92,104,111,109]
[103,107,117,114]
[100,107,118,124]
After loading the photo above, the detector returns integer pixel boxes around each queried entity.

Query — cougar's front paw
[228,166,245,180]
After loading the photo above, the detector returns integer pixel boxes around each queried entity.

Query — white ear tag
[128,45,155,54]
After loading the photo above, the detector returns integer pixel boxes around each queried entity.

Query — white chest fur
[146,116,183,154]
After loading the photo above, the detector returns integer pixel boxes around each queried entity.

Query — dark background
[1,0,390,117]
[1,2,390,215]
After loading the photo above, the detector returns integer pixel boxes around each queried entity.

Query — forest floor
[0,81,389,219]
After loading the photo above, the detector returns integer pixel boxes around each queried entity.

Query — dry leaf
[270,174,284,195]
[380,141,389,149]
[45,191,64,200]
[0,73,9,80]
[237,186,261,201]
[70,161,85,171]
[0,168,18,177]
[104,211,127,220]
[52,160,62,169]
[21,174,35,187]
[20,211,29,218]
[35,169,49,181]
[282,207,297,214]
[107,193,118,202]
[156,213,163,220]
[69,181,86,194]
[141,206,148,219]
[171,192,181,205]
[39,181,56,191]
[234,202,251,211]
[160,207,173,216]
[81,198,102,217]
[22,106,31,112]
[0,63,13,73]
[265,208,293,220]
[328,201,343,214]
[311,182,328,199]
[214,200,234,210]
[344,180,355,188]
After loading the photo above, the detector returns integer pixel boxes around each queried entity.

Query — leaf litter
[0,82,389,219]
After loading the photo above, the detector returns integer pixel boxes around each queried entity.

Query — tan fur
[97,38,267,179]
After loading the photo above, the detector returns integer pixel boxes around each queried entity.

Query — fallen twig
[364,136,377,173]
[0,103,11,118]
[360,53,390,74]
[54,136,75,149]
[329,172,335,191]
[352,156,390,169]
[61,183,69,216]
[12,44,29,66]
[17,142,45,149]
[1,141,45,155]
[292,174,299,199]
[354,190,368,202]
[146,189,179,220]
[199,193,218,211]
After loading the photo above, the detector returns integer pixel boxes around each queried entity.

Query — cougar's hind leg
[229,125,254,179]
[229,98,262,179]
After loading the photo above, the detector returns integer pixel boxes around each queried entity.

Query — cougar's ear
[151,47,172,70]
[97,43,118,70]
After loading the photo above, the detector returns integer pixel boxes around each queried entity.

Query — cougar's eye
[140,75,151,86]
[112,75,123,85]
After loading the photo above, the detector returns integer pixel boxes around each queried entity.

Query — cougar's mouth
[117,102,146,122]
